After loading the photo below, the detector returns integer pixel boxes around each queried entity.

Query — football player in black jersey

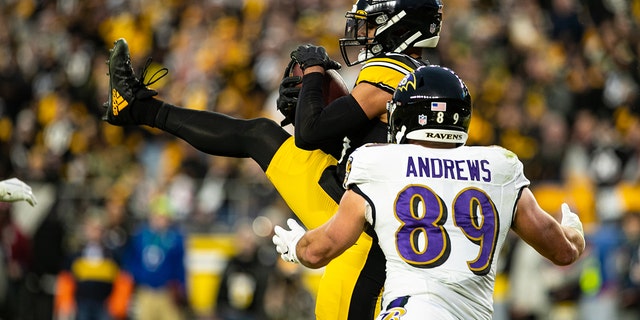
[103,1,443,318]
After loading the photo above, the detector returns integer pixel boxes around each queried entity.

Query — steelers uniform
[344,143,530,320]
[265,53,427,320]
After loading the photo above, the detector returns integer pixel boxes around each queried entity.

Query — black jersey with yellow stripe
[345,52,428,153]
[324,53,428,202]
[355,52,428,94]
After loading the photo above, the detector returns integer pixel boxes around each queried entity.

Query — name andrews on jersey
[406,156,491,182]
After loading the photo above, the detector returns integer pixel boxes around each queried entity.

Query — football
[289,62,350,104]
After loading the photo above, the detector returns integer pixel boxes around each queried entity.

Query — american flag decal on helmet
[431,101,446,111]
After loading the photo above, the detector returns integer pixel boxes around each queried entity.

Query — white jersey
[344,143,530,320]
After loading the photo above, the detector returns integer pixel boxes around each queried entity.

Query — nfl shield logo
[418,114,427,125]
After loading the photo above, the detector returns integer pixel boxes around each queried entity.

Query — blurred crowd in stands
[0,0,638,319]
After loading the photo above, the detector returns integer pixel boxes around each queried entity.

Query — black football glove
[290,44,341,71]
[277,60,302,126]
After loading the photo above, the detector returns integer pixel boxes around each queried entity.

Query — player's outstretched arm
[273,189,367,268]
[289,45,374,150]
[511,188,585,266]
[0,178,37,206]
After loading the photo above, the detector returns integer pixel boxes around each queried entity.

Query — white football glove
[0,178,37,207]
[561,203,583,236]
[272,218,306,264]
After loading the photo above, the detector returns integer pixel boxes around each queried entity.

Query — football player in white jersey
[272,65,586,319]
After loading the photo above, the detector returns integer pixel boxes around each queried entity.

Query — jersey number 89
[394,185,499,276]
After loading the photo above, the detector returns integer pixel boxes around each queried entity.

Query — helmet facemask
[339,11,386,67]
[339,0,444,67]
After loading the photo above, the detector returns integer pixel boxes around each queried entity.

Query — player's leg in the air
[104,39,288,171]
[103,38,383,320]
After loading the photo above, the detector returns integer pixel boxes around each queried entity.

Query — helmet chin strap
[394,125,407,144]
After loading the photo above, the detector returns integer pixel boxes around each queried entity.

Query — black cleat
[103,38,167,125]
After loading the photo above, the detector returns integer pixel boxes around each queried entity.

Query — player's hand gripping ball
[290,44,342,71]
[276,57,350,126]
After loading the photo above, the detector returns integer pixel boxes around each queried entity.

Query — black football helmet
[388,65,472,145]
[339,0,443,66]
